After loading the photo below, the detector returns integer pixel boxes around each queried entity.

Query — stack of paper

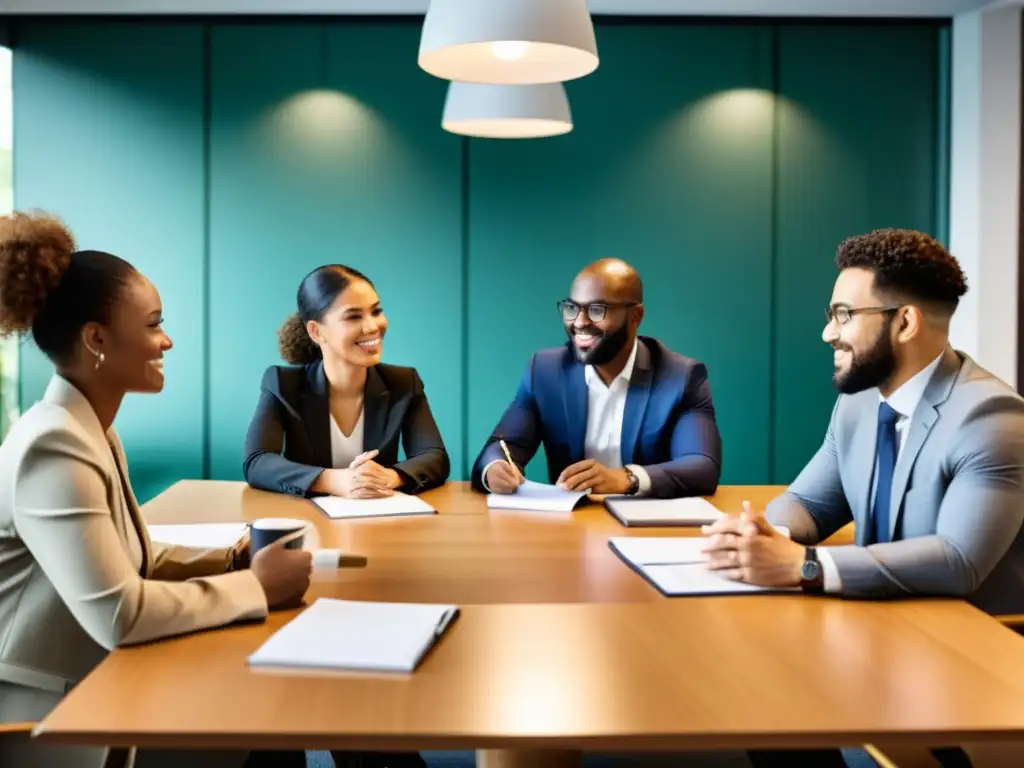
[609,535,798,596]
[312,493,436,520]
[486,479,589,513]
[147,523,249,549]
[248,598,460,674]
[604,496,725,527]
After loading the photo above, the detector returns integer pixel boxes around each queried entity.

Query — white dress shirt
[819,352,945,591]
[330,410,364,469]
[483,339,652,494]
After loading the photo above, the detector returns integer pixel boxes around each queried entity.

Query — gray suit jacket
[0,376,267,703]
[766,347,1024,614]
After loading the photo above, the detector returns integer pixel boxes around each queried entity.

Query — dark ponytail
[278,264,374,365]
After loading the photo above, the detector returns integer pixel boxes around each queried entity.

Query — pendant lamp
[441,82,573,139]
[419,0,599,85]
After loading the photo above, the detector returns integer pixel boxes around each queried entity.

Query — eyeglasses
[558,299,639,323]
[825,305,902,325]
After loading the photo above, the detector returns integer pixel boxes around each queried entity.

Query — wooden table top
[36,598,1024,751]
[141,481,853,605]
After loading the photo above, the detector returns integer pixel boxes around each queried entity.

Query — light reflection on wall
[257,88,384,167]
[0,45,17,435]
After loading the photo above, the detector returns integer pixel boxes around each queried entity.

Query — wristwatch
[623,466,640,496]
[800,546,825,594]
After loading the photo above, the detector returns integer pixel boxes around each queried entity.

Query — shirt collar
[880,352,945,419]
[584,338,639,389]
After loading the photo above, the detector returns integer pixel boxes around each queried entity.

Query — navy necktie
[873,402,900,544]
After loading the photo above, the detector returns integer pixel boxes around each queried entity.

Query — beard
[567,321,631,366]
[832,324,897,394]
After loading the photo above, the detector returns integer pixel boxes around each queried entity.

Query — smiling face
[85,271,173,394]
[823,267,900,394]
[307,278,388,367]
[562,272,641,367]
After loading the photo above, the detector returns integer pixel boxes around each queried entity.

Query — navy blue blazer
[243,361,450,497]
[471,336,722,498]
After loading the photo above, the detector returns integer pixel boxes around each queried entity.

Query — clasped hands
[321,450,402,499]
[700,501,807,588]
[486,457,633,495]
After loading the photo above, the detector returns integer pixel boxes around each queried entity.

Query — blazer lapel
[108,431,153,576]
[300,361,331,467]
[849,409,878,547]
[362,366,390,451]
[621,341,653,466]
[563,357,588,464]
[887,347,961,540]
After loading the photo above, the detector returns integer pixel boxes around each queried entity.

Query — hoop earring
[94,352,105,371]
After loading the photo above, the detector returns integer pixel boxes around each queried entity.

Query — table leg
[476,748,583,768]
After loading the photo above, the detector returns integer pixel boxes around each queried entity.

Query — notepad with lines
[312,493,436,520]
[609,535,798,597]
[247,598,460,674]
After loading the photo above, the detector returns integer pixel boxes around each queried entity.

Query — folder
[603,496,725,527]
[247,598,459,674]
[312,493,436,520]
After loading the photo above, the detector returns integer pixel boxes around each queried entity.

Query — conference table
[34,481,1024,767]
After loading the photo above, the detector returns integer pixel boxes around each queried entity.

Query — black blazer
[243,361,450,497]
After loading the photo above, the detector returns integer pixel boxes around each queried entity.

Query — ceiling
[0,0,1001,18]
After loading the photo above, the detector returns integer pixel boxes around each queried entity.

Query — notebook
[609,534,798,596]
[486,479,589,513]
[247,598,460,674]
[312,493,436,520]
[147,523,249,549]
[604,496,725,527]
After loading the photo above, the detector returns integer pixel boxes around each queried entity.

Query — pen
[499,439,520,474]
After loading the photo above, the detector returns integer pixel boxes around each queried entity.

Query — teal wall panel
[773,25,943,483]
[12,22,205,502]
[207,22,464,482]
[467,25,775,484]
[8,19,948,497]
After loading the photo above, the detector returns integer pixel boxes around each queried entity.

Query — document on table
[247,598,460,674]
[147,523,249,549]
[609,533,797,596]
[604,496,726,527]
[486,479,590,513]
[312,492,436,520]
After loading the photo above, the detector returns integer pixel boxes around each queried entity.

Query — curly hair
[836,229,967,312]
[277,312,322,365]
[0,211,76,337]
[0,211,136,364]
[278,264,374,365]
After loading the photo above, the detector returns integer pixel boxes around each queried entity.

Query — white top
[820,351,945,592]
[330,410,364,469]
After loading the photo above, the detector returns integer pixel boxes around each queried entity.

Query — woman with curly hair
[243,264,450,501]
[0,211,312,768]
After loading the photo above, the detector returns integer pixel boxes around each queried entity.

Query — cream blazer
[0,375,268,697]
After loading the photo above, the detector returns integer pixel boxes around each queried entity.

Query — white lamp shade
[419,0,598,85]
[442,83,573,139]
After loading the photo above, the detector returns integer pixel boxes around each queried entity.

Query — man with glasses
[471,258,722,498]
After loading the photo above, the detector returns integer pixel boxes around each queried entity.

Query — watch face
[801,560,821,580]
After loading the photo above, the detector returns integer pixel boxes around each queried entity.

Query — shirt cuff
[818,548,843,593]
[481,459,502,493]
[626,464,652,496]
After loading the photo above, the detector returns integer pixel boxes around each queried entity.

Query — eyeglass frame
[824,304,903,325]
[557,299,640,324]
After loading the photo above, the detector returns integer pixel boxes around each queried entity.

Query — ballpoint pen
[499,438,522,476]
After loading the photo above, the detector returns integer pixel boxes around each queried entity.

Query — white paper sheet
[609,536,708,565]
[147,523,249,549]
[247,598,459,674]
[312,493,436,520]
[643,563,799,596]
[486,479,589,513]
[606,497,725,526]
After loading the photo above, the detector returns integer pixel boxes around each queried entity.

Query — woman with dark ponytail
[243,265,450,500]
[0,212,311,768]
